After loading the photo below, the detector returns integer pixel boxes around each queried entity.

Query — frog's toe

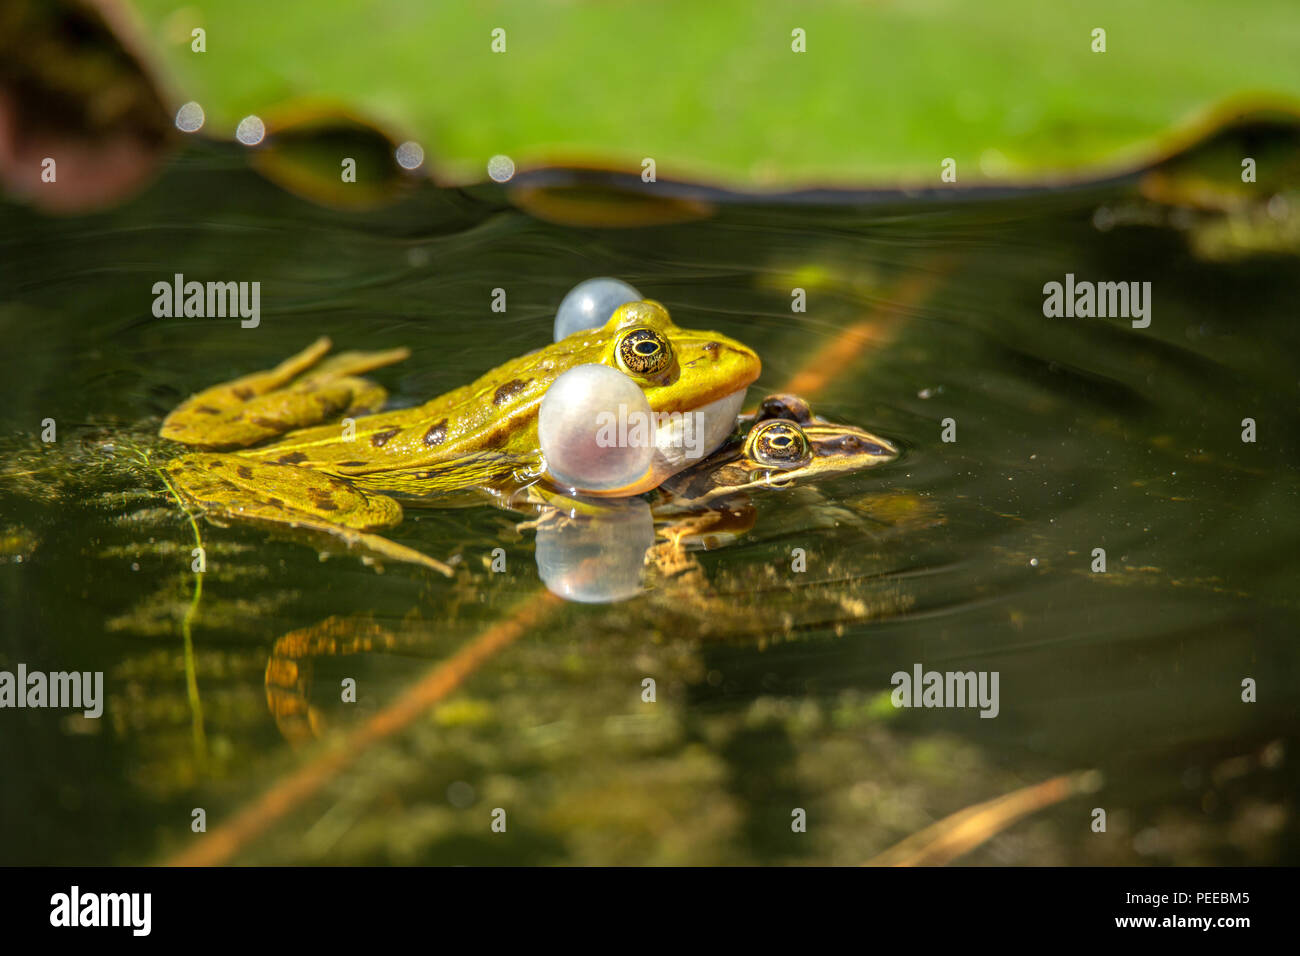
[307,346,411,381]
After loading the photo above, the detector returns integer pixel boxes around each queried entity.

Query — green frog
[158,301,761,575]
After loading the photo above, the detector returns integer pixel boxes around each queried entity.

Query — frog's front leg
[160,337,411,449]
[165,454,454,576]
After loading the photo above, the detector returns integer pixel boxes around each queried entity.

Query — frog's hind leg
[160,337,411,449]
[165,454,454,576]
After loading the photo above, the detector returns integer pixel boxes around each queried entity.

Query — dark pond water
[1,121,1297,864]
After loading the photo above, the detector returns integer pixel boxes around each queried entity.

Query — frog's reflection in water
[532,496,654,603]
[263,500,657,745]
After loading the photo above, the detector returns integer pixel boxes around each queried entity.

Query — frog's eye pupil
[635,341,658,356]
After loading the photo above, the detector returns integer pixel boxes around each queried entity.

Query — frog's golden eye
[615,327,674,378]
[749,420,810,469]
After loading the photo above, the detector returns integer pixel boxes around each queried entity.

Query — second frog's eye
[615,327,674,378]
[749,420,810,468]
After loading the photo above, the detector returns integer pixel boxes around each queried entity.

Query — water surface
[1,123,1297,864]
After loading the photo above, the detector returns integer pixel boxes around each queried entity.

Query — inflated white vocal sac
[538,363,656,493]
[553,277,642,341]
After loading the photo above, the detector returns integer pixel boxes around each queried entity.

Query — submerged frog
[656,394,898,513]
[158,301,760,574]
[639,393,902,616]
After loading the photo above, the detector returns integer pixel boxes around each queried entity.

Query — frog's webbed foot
[166,454,455,576]
[160,337,411,449]
[655,511,724,549]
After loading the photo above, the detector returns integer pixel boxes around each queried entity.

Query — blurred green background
[128,0,1300,186]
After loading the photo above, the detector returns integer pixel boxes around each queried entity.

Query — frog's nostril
[702,341,720,355]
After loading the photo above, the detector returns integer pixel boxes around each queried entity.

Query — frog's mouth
[651,388,747,474]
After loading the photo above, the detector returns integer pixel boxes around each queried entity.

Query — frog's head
[664,394,899,502]
[575,300,761,494]
[746,396,898,482]
[597,300,760,409]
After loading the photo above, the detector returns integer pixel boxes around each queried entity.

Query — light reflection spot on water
[395,141,424,170]
[446,781,476,808]
[978,148,1011,178]
[488,154,516,182]
[174,101,205,133]
[235,115,266,146]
